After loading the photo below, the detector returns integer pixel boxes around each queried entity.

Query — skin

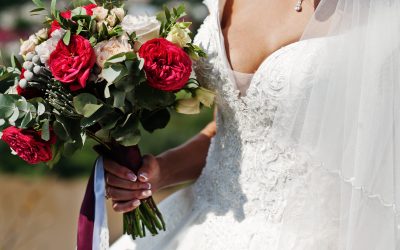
[104,0,319,213]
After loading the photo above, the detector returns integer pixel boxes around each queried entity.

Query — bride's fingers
[106,173,151,190]
[137,155,159,183]
[112,200,141,213]
[108,186,152,201]
[103,158,137,182]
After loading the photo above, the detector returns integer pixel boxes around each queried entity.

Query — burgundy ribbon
[77,166,96,250]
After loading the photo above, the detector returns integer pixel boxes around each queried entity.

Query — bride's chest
[194,15,323,140]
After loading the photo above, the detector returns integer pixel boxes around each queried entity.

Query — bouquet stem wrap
[77,144,165,250]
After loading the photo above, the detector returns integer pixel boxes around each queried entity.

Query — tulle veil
[270,0,400,248]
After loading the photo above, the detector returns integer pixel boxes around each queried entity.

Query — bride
[105,0,400,249]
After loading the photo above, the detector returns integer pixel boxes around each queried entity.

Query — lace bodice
[111,2,337,249]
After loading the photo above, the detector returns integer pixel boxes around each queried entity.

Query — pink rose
[138,38,192,92]
[48,35,96,91]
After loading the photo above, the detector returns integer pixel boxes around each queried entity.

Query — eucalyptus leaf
[37,102,46,116]
[0,94,19,119]
[53,121,68,141]
[41,119,50,141]
[111,114,141,146]
[8,107,19,124]
[73,93,103,118]
[134,83,176,110]
[101,64,128,84]
[140,109,170,133]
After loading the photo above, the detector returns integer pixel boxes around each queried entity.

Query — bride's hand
[104,155,162,213]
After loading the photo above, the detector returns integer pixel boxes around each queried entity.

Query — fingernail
[127,173,137,182]
[132,200,141,207]
[113,203,117,209]
[139,173,148,181]
[146,183,152,190]
[142,190,152,197]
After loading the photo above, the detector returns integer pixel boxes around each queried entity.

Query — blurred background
[0,0,210,249]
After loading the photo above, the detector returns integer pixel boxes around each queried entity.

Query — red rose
[138,38,192,92]
[82,4,97,15]
[48,4,96,36]
[1,126,56,164]
[48,35,96,91]
[17,68,42,99]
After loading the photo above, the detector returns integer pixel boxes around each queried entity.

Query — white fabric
[94,157,110,250]
[232,71,254,96]
[111,0,400,249]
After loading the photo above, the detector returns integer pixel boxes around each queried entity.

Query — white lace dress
[111,1,339,249]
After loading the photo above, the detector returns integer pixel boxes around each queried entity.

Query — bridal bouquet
[0,0,214,245]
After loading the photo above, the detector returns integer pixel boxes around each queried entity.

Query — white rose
[121,15,160,47]
[92,6,108,21]
[35,28,48,42]
[166,25,192,48]
[35,29,66,65]
[94,36,132,69]
[110,8,125,21]
[19,35,38,56]
[106,13,117,27]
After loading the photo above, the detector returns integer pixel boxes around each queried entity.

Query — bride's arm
[104,116,216,213]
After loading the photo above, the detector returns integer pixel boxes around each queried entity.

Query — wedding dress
[111,0,400,249]
[111,2,338,250]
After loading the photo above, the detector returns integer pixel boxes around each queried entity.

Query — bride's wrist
[154,154,170,191]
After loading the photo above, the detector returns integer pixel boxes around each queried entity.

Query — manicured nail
[113,203,118,209]
[146,183,152,190]
[142,190,152,197]
[132,200,141,207]
[139,173,148,181]
[127,172,137,182]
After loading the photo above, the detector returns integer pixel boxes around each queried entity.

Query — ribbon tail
[77,157,109,250]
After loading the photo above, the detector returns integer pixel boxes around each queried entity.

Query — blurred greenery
[0,0,211,178]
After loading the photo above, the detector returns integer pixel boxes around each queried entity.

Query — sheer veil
[271,0,400,248]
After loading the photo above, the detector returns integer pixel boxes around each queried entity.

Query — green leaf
[104,52,136,68]
[111,114,141,146]
[175,98,201,115]
[30,7,46,13]
[63,30,71,45]
[8,107,19,124]
[11,55,22,70]
[53,121,68,141]
[98,111,121,130]
[32,0,45,8]
[134,83,176,110]
[80,105,112,128]
[101,64,128,84]
[140,109,170,133]
[41,119,50,141]
[37,102,46,115]
[195,87,215,108]
[110,89,126,109]
[175,89,193,100]
[19,110,33,128]
[46,143,63,168]
[73,93,103,118]
[164,5,171,21]
[0,94,19,119]
[51,0,57,16]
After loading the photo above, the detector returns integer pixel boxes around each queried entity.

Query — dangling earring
[295,0,304,12]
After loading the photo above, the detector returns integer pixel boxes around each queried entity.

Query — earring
[295,0,304,12]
